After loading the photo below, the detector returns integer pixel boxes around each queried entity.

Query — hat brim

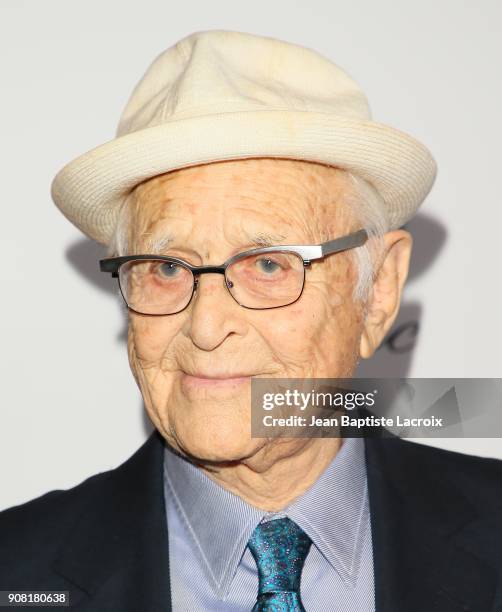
[50,110,437,245]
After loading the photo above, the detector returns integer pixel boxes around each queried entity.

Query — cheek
[257,300,328,359]
[130,315,181,361]
[258,289,363,370]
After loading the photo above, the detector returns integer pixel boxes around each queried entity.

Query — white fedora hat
[51,29,437,246]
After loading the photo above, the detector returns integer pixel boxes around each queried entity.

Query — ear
[359,229,413,359]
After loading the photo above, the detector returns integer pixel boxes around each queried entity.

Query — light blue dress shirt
[163,436,375,611]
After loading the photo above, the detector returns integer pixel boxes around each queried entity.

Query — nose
[185,272,247,351]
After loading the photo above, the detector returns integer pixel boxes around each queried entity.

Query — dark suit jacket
[1,430,502,611]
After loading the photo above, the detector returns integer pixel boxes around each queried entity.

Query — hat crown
[51,29,436,246]
[117,30,371,137]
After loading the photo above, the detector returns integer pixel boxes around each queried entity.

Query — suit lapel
[364,437,498,612]
[51,430,171,611]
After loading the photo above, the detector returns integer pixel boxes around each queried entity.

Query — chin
[174,429,260,465]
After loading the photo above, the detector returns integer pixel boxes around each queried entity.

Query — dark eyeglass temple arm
[99,259,119,277]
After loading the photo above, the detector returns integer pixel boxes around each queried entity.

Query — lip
[180,371,251,390]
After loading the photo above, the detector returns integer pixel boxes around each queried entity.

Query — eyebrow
[143,233,174,255]
[246,232,288,247]
[143,231,289,255]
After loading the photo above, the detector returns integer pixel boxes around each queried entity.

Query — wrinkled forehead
[127,159,356,252]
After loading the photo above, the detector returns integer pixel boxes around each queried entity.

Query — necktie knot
[248,517,312,611]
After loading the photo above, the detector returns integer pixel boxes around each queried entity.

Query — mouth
[180,371,252,390]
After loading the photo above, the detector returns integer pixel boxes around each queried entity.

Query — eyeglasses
[99,229,368,315]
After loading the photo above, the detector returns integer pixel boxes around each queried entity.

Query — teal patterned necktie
[248,517,312,611]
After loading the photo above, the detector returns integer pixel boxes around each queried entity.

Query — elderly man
[2,30,502,612]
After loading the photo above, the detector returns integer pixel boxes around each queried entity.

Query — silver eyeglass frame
[99,229,368,314]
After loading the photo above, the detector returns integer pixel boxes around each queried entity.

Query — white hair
[107,168,388,303]
[340,171,388,301]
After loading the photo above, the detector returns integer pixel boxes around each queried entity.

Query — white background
[1,0,501,511]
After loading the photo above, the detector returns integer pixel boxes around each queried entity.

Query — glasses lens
[118,259,193,315]
[226,251,305,308]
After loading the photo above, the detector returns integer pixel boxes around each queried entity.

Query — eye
[156,261,183,279]
[256,257,282,274]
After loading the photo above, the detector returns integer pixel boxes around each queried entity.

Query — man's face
[127,159,366,462]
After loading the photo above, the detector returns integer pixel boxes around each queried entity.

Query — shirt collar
[163,436,368,597]
[286,436,369,587]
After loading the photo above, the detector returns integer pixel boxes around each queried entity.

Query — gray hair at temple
[107,169,390,303]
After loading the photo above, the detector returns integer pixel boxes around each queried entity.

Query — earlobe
[359,328,373,359]
[359,229,413,360]
[359,308,388,358]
